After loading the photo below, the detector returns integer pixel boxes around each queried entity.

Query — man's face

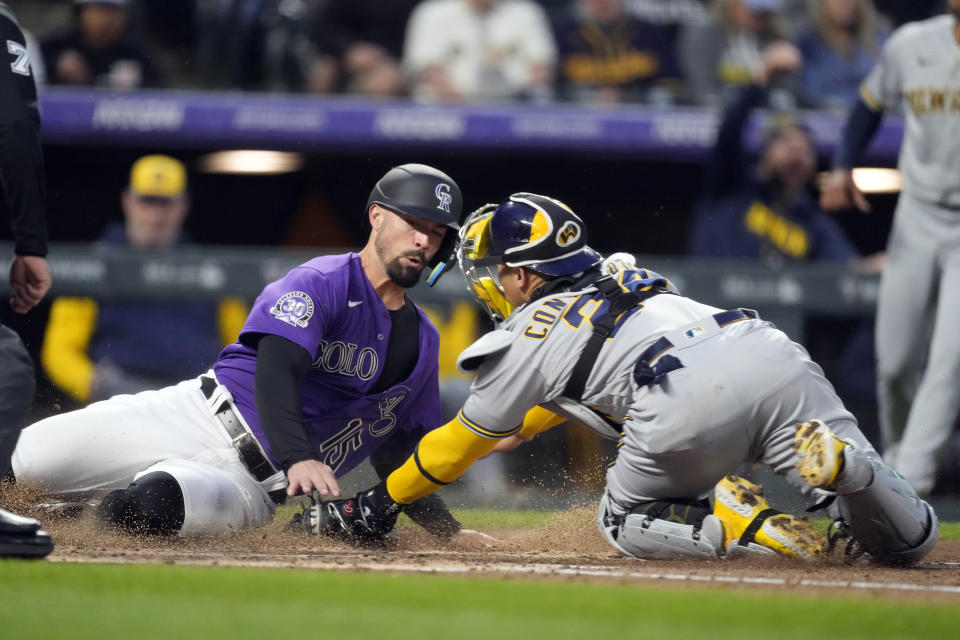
[122,191,189,248]
[761,127,817,190]
[950,0,960,20]
[79,5,129,50]
[373,207,447,288]
[496,264,527,308]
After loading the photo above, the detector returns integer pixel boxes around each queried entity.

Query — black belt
[633,309,757,388]
[200,375,286,504]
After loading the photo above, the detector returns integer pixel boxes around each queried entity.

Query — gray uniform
[861,14,960,493]
[462,273,863,507]
[458,266,935,563]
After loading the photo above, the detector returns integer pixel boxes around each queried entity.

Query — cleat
[0,508,54,559]
[793,420,847,489]
[713,475,824,560]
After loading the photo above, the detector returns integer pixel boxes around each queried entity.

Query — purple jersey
[214,253,442,476]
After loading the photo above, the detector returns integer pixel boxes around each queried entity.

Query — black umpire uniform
[0,1,53,557]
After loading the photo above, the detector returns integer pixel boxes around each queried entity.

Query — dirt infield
[20,501,960,602]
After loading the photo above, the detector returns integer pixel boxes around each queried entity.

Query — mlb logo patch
[684,326,704,340]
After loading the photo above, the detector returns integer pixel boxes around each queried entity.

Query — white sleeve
[402,2,446,74]
[518,3,557,65]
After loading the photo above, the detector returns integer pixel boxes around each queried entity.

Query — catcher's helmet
[366,163,463,267]
[487,193,601,277]
[456,193,602,322]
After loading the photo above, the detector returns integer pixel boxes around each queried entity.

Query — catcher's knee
[836,452,939,565]
[598,492,723,560]
[97,471,185,536]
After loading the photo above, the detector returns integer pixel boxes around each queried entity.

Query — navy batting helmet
[487,193,601,277]
[366,164,463,267]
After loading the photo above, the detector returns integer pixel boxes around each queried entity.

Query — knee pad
[836,450,939,565]
[598,492,722,560]
[97,471,185,536]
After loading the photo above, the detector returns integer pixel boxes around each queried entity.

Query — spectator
[306,0,420,97]
[679,0,791,107]
[41,155,246,404]
[688,42,857,264]
[553,0,682,105]
[41,0,162,89]
[404,0,557,103]
[796,0,887,110]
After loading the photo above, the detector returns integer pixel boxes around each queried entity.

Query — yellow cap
[129,155,187,198]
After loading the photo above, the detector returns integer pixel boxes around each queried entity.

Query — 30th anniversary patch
[270,291,314,328]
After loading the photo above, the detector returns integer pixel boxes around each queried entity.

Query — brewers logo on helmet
[457,193,602,322]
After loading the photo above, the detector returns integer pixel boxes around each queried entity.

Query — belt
[633,309,757,388]
[200,375,286,504]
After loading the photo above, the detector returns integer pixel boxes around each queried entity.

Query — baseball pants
[12,372,285,535]
[0,324,35,479]
[605,318,874,513]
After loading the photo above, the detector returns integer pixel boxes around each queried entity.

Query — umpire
[0,2,54,558]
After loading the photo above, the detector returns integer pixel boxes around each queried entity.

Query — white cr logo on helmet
[435,183,452,213]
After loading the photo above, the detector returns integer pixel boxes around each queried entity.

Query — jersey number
[317,391,407,472]
[6,41,30,77]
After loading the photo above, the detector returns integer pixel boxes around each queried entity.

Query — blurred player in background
[41,155,246,404]
[0,0,53,558]
[821,0,960,496]
[301,192,938,566]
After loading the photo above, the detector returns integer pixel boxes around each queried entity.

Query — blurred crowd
[8,0,949,109]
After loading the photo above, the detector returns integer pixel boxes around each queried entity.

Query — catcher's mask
[456,193,602,322]
[365,163,463,268]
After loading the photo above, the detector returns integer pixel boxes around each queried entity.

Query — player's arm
[0,14,47,258]
[1,12,50,313]
[253,333,341,497]
[386,410,522,504]
[820,97,884,213]
[822,26,904,213]
[40,297,98,402]
[483,405,567,456]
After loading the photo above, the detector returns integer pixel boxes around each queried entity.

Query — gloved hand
[288,482,402,544]
[601,252,637,276]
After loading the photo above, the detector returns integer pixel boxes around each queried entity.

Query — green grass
[1,561,957,640]
[937,520,960,540]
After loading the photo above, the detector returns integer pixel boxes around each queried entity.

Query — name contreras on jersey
[905,87,960,116]
[312,340,378,380]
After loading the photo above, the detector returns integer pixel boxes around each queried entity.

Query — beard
[374,229,426,288]
[385,255,425,288]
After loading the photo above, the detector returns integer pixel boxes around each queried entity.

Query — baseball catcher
[296,193,938,564]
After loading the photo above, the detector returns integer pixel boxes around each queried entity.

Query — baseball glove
[287,483,401,545]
